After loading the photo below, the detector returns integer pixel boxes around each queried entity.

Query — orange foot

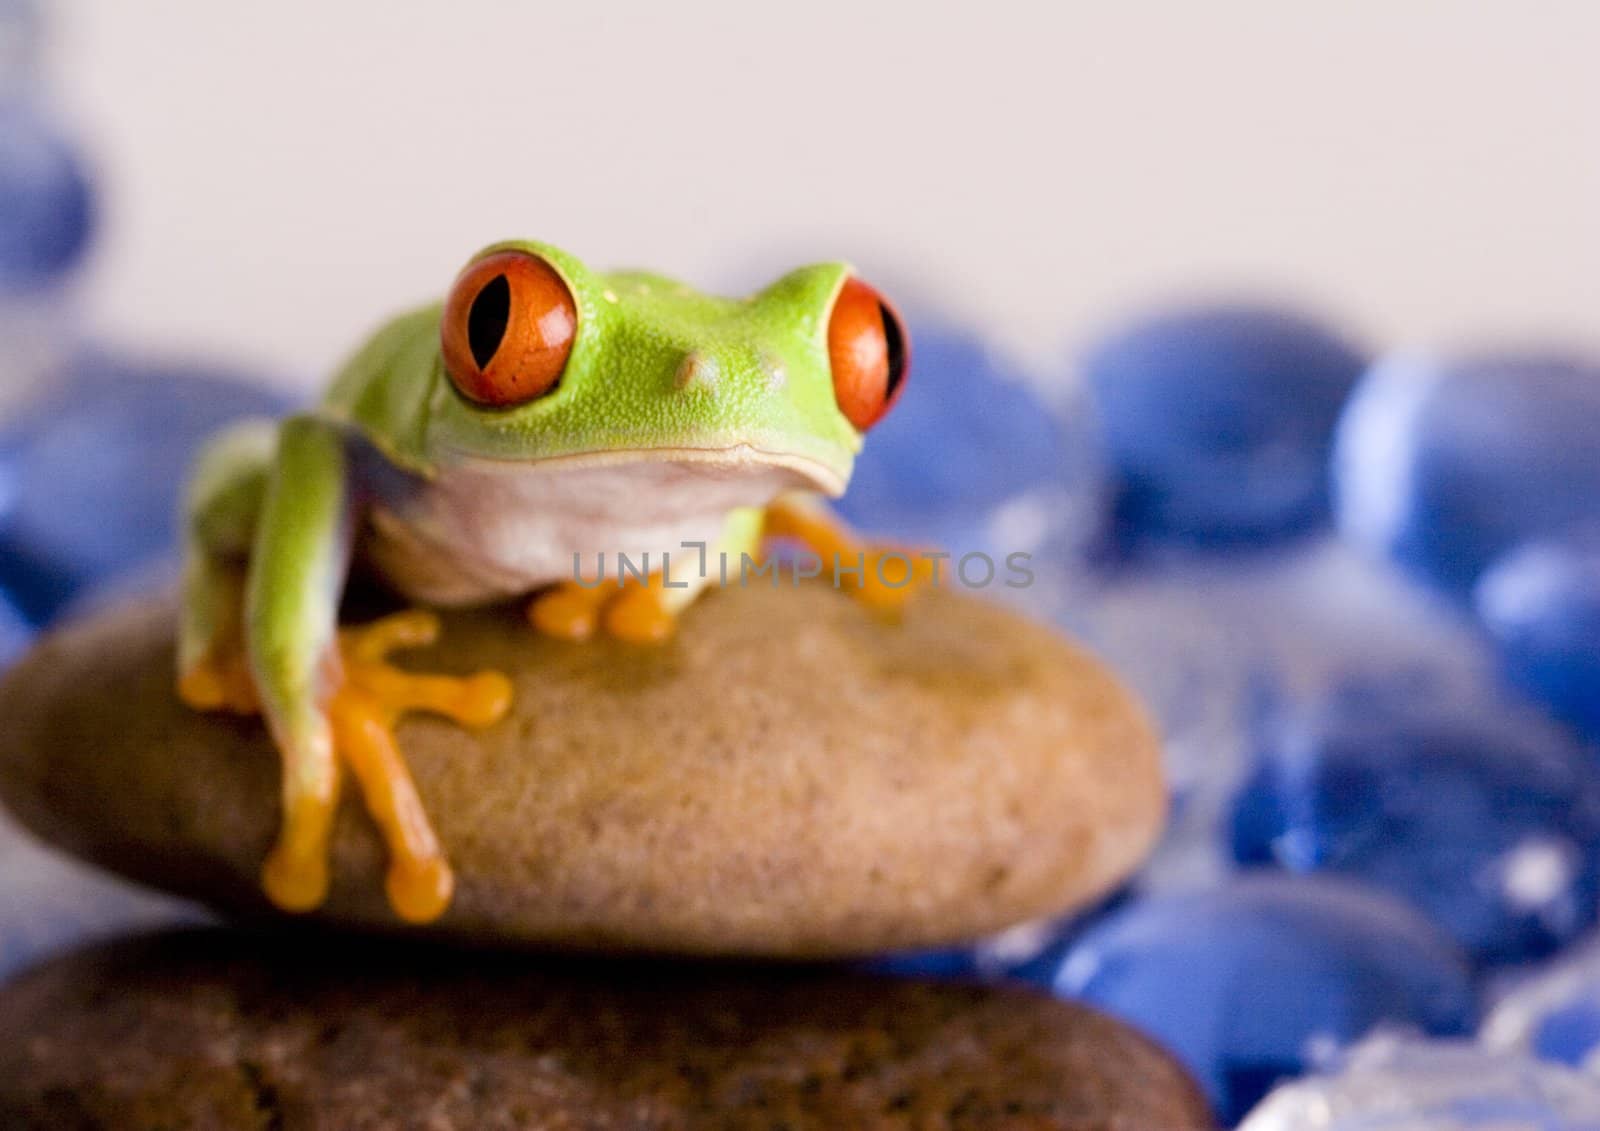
[760,498,933,617]
[528,574,682,644]
[845,547,935,615]
[178,647,259,714]
[181,610,513,924]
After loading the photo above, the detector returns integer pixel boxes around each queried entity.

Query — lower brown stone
[0,929,1214,1129]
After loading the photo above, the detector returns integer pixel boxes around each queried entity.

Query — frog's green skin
[326,241,860,484]
[176,241,873,916]
[182,239,864,655]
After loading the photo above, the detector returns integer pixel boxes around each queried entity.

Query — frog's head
[423,240,909,496]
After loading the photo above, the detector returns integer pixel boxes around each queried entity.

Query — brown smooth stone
[0,930,1215,1129]
[0,582,1165,957]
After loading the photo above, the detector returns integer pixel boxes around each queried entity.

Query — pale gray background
[49,0,1600,388]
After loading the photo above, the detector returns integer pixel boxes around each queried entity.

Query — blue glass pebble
[1096,533,1537,910]
[1043,532,1494,899]
[1483,932,1600,1072]
[833,314,1078,553]
[1084,304,1367,543]
[0,99,94,290]
[1334,351,1600,595]
[1038,544,1263,823]
[1230,685,1600,968]
[0,585,29,669]
[0,350,291,622]
[1477,533,1600,744]
[1239,1036,1600,1130]
[1053,875,1476,1124]
[867,891,1132,988]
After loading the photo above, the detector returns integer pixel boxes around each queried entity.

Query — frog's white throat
[362,447,838,606]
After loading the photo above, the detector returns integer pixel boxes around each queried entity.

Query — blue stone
[1334,351,1600,596]
[865,890,1132,988]
[1239,1036,1600,1130]
[1229,685,1600,967]
[1054,875,1477,1124]
[0,585,29,669]
[1039,544,1264,824]
[1084,304,1367,543]
[1047,535,1496,899]
[0,350,292,622]
[0,99,94,290]
[1483,932,1600,1072]
[1477,533,1600,743]
[864,945,992,981]
[833,314,1080,553]
[55,555,181,624]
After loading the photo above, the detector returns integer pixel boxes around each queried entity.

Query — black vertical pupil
[467,274,512,369]
[880,302,907,396]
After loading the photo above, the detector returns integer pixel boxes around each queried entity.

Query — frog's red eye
[441,250,577,407]
[827,276,909,431]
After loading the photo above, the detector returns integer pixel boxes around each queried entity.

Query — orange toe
[178,654,260,714]
[529,580,619,641]
[330,611,513,924]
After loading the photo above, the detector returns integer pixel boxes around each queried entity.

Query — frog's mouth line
[443,444,846,496]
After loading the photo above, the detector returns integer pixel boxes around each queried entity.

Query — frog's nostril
[760,351,787,390]
[674,351,719,393]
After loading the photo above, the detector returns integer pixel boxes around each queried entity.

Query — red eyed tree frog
[176,240,914,925]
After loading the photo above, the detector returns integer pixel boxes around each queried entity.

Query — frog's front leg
[318,608,510,920]
[181,416,511,923]
[528,496,926,646]
[529,509,765,644]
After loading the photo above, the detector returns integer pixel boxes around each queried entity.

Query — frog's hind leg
[177,419,278,714]
[760,492,930,614]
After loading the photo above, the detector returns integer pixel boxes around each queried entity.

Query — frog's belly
[360,455,807,606]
